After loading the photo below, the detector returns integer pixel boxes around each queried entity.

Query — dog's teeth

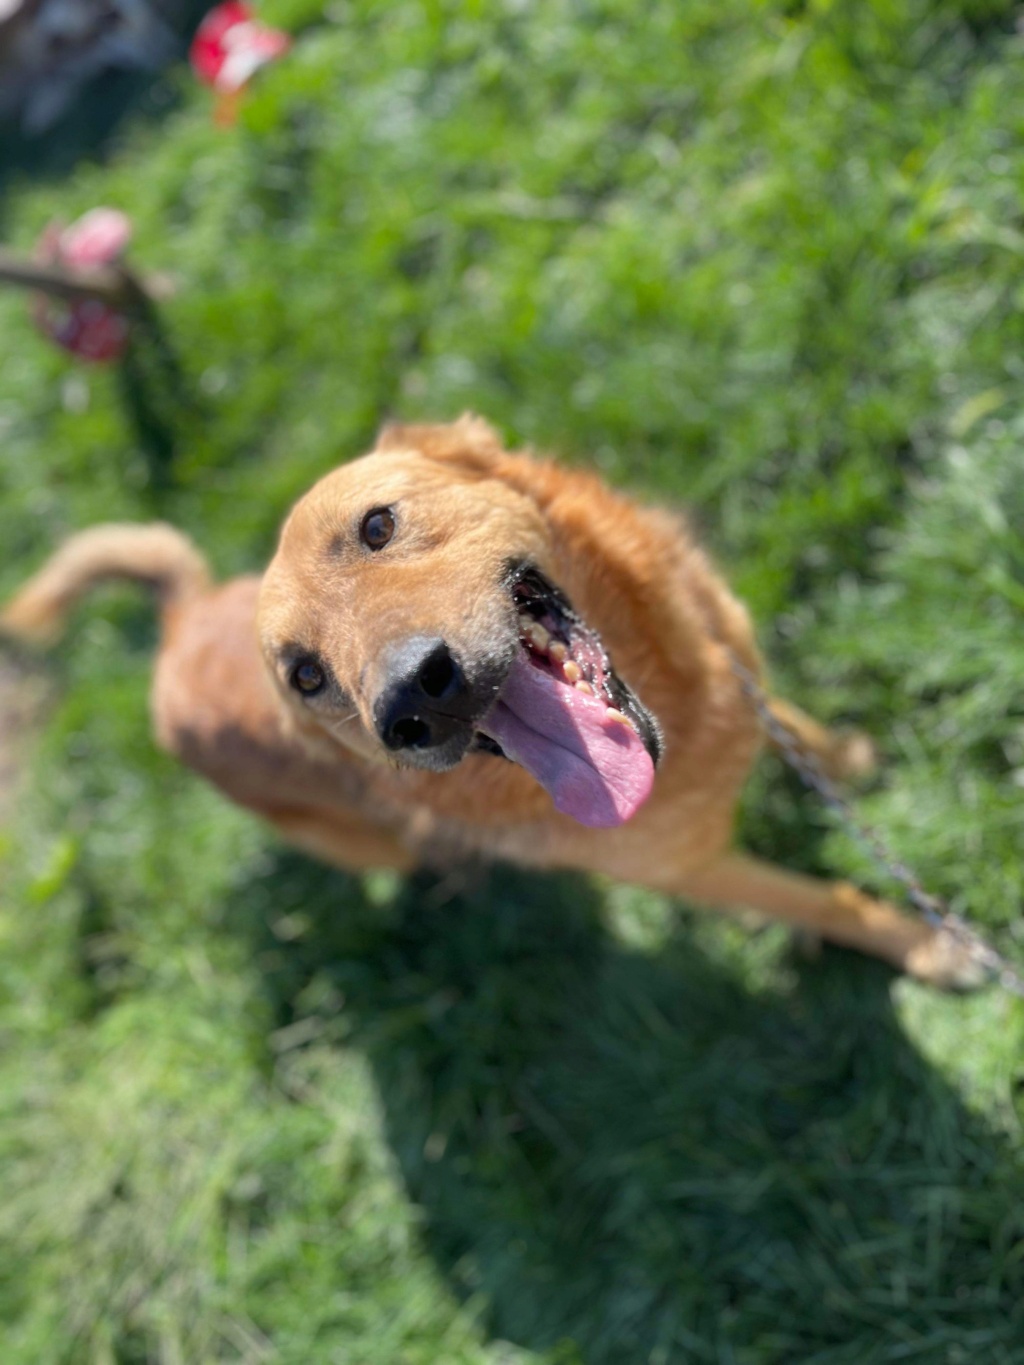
[526,622,551,652]
[549,640,568,663]
[575,680,594,696]
[562,660,581,684]
[605,707,635,730]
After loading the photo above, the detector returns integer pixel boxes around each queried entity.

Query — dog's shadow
[228,853,1024,1360]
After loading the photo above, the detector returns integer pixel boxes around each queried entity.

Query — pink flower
[33,209,134,363]
[190,3,290,95]
[57,208,133,269]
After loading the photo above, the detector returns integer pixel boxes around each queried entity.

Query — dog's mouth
[475,567,661,829]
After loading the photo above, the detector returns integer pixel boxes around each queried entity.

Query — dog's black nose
[375,636,470,752]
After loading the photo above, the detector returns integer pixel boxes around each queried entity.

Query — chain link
[729,653,1024,998]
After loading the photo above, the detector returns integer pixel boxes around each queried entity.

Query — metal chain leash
[728,652,1024,998]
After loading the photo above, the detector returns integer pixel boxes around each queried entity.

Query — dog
[0,416,981,987]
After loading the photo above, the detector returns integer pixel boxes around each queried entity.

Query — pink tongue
[480,653,655,828]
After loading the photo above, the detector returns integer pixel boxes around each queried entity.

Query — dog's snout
[375,636,469,753]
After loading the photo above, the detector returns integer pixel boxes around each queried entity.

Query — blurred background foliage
[2,0,1024,1360]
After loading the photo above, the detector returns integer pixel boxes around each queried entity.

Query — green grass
[3,1,1024,1360]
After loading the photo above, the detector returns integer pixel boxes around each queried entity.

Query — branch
[0,249,173,312]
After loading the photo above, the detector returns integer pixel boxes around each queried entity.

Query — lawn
[2,1,1024,1360]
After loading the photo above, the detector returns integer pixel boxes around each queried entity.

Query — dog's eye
[291,659,325,695]
[360,507,396,551]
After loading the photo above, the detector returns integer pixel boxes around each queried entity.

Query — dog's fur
[1,417,981,986]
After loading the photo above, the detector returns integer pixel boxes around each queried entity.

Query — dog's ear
[374,413,505,474]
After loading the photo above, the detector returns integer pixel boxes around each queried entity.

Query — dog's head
[258,416,660,827]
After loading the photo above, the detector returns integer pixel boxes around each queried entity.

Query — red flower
[33,209,134,364]
[189,3,290,94]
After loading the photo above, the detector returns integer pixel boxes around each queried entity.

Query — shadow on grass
[0,70,174,197]
[0,2,216,198]
[224,851,1024,1362]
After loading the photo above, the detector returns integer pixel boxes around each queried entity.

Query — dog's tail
[0,523,211,644]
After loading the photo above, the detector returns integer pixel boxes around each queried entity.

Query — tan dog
[1,416,979,987]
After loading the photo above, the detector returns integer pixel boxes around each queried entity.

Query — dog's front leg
[259,804,417,874]
[673,852,987,990]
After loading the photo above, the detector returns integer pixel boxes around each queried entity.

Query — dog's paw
[904,927,993,992]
